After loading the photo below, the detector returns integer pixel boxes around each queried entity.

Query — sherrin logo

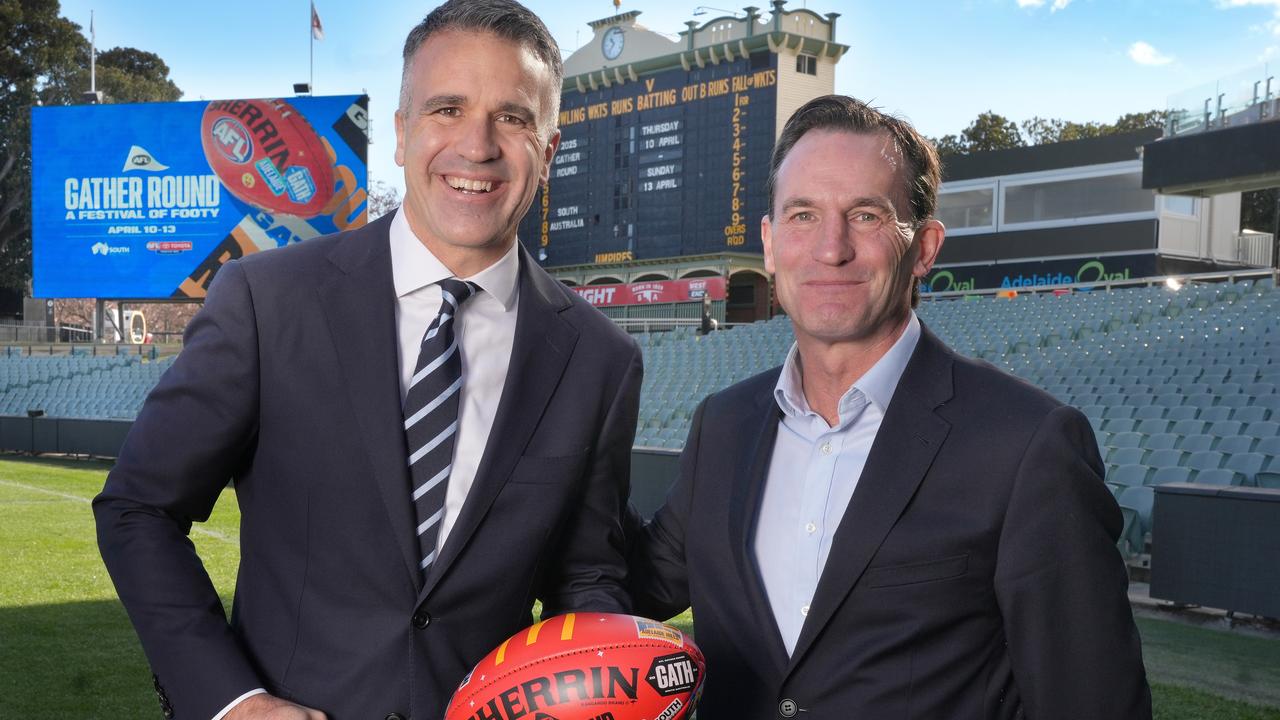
[210,117,254,164]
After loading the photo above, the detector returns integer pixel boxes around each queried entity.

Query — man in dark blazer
[94,3,639,719]
[629,96,1151,719]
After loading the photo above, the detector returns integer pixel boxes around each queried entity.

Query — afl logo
[209,117,253,164]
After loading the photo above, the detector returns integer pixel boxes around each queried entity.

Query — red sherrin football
[445,613,705,720]
[200,97,335,217]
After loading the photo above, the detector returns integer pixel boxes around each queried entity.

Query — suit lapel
[727,379,791,676]
[785,327,955,674]
[420,248,578,600]
[316,214,423,588]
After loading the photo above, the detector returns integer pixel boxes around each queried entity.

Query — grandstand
[3,273,1279,557]
[633,274,1280,554]
[0,351,174,421]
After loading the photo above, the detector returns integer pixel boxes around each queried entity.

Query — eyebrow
[416,95,537,125]
[780,195,898,215]
[417,94,466,116]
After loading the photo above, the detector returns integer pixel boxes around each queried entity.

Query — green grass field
[2,454,1279,719]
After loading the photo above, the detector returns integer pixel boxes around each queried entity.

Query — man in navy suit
[95,2,640,719]
[629,95,1150,719]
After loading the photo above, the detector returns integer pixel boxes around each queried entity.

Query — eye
[790,211,816,223]
[434,106,461,118]
[853,211,880,223]
[497,113,528,127]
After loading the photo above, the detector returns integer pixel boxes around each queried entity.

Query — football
[445,613,705,720]
[200,97,335,217]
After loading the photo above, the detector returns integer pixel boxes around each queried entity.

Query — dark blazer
[631,325,1151,720]
[94,212,642,720]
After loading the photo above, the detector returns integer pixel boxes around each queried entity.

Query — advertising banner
[921,254,1159,294]
[32,95,369,299]
[572,277,726,307]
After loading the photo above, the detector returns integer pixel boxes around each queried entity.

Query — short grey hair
[399,0,563,134]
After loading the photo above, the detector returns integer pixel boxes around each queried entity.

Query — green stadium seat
[1107,464,1149,487]
[1146,448,1188,468]
[1132,406,1167,421]
[1109,432,1143,449]
[1164,406,1199,421]
[1117,486,1155,535]
[1135,418,1172,435]
[1171,419,1208,436]
[1232,406,1272,424]
[1103,418,1137,434]
[1186,451,1225,472]
[1246,420,1280,438]
[1144,433,1179,450]
[1147,467,1192,486]
[1108,447,1146,466]
[1208,420,1243,437]
[1193,468,1245,486]
[1256,471,1280,489]
[1224,452,1268,482]
[1214,435,1256,454]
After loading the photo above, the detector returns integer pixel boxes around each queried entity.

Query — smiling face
[762,129,943,352]
[395,29,560,276]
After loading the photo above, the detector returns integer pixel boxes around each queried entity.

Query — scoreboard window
[796,54,818,76]
[522,51,779,267]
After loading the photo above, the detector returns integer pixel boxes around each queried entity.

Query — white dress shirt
[390,207,520,552]
[213,209,520,720]
[753,312,920,655]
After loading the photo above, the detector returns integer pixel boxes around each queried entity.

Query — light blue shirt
[754,312,921,655]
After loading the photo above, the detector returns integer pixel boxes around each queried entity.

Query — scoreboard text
[520,53,778,267]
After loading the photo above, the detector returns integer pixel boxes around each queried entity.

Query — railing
[0,324,93,344]
[1237,233,1275,268]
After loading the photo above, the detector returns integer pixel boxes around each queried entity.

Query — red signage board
[572,277,727,307]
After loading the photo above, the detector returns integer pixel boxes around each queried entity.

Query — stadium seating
[5,276,1278,551]
[630,277,1280,548]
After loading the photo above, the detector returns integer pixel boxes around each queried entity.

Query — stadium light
[1165,277,1184,291]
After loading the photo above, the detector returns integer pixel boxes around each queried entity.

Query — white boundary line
[0,478,239,546]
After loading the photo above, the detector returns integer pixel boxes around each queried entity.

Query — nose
[812,217,854,266]
[456,115,500,163]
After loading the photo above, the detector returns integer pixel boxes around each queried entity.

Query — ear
[540,129,561,185]
[911,219,945,279]
[761,214,776,275]
[394,110,407,167]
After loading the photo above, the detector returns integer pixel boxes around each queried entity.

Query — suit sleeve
[538,338,644,616]
[93,260,264,720]
[994,404,1152,720]
[626,397,705,621]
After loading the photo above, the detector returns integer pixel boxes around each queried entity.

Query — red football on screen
[445,613,705,720]
[200,98,335,217]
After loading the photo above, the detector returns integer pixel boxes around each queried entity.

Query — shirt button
[820,442,832,455]
[805,522,816,534]
[801,605,810,616]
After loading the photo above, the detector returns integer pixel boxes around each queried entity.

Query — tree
[368,180,402,220]
[1241,187,1278,234]
[0,0,181,296]
[961,111,1024,154]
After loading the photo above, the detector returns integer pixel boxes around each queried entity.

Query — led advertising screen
[518,52,778,267]
[32,94,368,299]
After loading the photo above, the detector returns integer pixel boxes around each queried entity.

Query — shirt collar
[389,206,520,310]
[774,311,921,422]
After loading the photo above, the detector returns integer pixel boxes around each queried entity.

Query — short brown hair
[766,95,941,306]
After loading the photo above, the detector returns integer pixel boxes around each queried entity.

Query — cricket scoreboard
[520,52,778,267]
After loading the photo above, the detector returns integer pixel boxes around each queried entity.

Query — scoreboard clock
[522,52,778,267]
[602,27,625,60]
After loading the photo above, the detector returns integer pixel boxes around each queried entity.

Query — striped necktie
[404,277,479,578]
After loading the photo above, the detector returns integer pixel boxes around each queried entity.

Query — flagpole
[90,10,96,94]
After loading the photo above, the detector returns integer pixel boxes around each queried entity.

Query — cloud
[1016,0,1073,10]
[1217,0,1280,36]
[1128,41,1175,66]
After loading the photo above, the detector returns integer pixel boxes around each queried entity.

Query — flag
[311,2,324,41]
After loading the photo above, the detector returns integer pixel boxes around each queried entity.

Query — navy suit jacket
[95,213,642,719]
[631,325,1151,719]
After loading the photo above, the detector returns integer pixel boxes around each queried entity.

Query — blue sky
[55,0,1280,197]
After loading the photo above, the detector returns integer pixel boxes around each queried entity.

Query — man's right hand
[225,693,328,720]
